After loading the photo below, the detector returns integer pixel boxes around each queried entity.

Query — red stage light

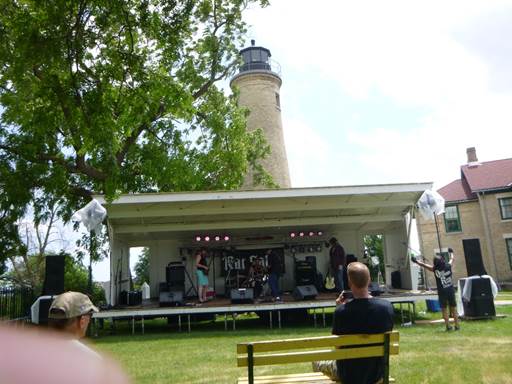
[214,235,221,241]
[290,232,296,238]
[317,231,323,236]
[195,236,202,242]
[204,236,210,242]
[308,231,315,237]
[224,235,230,241]
[299,231,305,237]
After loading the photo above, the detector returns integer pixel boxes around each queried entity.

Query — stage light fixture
[299,231,305,237]
[317,231,324,236]
[223,235,230,241]
[195,236,202,242]
[204,235,210,242]
[308,231,315,237]
[290,232,296,238]
[214,235,221,241]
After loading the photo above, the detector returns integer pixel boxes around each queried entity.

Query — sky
[92,1,512,281]
[243,0,512,190]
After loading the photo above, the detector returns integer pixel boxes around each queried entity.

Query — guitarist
[329,237,346,293]
[195,248,209,304]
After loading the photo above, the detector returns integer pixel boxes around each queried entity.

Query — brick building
[417,147,512,287]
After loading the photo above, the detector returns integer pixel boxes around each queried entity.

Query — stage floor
[92,290,438,334]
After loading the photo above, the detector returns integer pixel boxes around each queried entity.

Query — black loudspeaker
[293,285,318,300]
[295,260,316,285]
[159,290,184,307]
[391,271,402,289]
[369,282,383,296]
[159,282,169,293]
[230,288,254,304]
[37,297,54,325]
[119,291,142,306]
[166,262,186,289]
[43,255,65,296]
[461,278,495,318]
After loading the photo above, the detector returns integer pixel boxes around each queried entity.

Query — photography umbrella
[417,189,446,256]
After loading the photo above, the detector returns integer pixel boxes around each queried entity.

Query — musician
[195,248,209,304]
[329,237,346,293]
[248,256,267,299]
[266,248,282,302]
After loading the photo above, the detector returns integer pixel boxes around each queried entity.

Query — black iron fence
[0,286,35,321]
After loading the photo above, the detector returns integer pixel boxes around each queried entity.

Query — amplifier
[293,285,318,300]
[295,260,316,285]
[119,290,142,306]
[159,290,184,307]
[230,288,254,304]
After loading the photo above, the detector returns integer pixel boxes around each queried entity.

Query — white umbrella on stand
[417,189,446,258]
[72,199,107,294]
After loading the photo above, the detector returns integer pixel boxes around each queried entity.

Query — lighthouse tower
[231,40,291,189]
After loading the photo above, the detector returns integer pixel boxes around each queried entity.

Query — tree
[133,247,150,288]
[364,234,385,282]
[0,0,271,264]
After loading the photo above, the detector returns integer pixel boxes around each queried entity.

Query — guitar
[324,273,335,290]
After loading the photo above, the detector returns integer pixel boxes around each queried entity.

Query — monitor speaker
[293,285,318,300]
[159,290,184,307]
[43,255,65,296]
[230,288,254,304]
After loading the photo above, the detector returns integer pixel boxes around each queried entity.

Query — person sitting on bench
[313,262,394,384]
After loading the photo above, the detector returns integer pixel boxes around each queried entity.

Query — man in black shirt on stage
[314,262,394,384]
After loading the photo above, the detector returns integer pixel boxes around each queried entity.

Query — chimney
[466,147,478,163]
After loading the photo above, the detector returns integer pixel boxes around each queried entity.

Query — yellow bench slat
[237,343,399,367]
[237,372,336,384]
[237,332,399,354]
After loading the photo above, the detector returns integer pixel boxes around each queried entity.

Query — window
[507,238,512,270]
[275,92,280,108]
[499,197,512,220]
[444,205,462,232]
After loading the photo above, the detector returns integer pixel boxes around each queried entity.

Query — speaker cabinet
[464,297,495,318]
[293,285,318,300]
[391,271,402,289]
[461,277,495,318]
[166,262,185,289]
[43,255,65,296]
[159,290,184,307]
[119,290,142,306]
[230,288,254,304]
[30,296,55,325]
[294,260,316,285]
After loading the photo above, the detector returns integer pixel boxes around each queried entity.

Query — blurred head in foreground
[0,325,130,384]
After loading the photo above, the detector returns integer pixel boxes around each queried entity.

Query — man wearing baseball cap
[48,291,100,357]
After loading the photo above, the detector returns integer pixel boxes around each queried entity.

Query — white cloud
[244,1,512,190]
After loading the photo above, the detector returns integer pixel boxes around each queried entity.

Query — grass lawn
[91,305,512,384]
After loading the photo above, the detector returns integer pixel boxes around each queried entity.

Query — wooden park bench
[237,331,399,384]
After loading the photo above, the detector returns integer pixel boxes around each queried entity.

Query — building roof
[439,157,512,203]
[94,182,432,244]
[438,179,476,203]
[461,158,512,192]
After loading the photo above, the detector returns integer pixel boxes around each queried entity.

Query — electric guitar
[324,273,335,290]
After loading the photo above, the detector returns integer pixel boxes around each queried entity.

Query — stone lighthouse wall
[231,71,291,189]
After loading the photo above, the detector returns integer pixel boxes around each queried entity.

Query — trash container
[426,299,441,312]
